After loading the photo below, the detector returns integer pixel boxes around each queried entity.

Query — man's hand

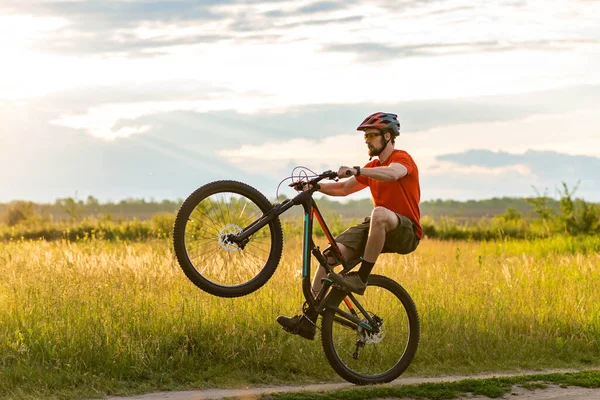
[337,166,357,178]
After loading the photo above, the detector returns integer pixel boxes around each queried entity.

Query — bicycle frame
[233,182,379,332]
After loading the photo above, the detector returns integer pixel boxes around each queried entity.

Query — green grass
[1,237,600,399]
[259,370,600,399]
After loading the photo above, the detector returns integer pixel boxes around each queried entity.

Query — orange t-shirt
[355,149,422,239]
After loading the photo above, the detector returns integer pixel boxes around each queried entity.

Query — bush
[4,201,37,226]
[151,213,175,238]
[527,182,600,236]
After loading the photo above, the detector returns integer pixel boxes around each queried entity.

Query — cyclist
[277,112,422,340]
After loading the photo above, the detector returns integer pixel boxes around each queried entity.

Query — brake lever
[288,181,307,191]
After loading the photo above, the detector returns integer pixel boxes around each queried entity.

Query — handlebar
[288,170,339,191]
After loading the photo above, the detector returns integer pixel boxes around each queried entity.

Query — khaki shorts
[334,213,420,257]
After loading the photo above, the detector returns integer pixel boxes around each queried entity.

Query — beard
[368,144,384,158]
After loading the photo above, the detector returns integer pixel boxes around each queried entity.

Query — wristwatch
[353,166,361,176]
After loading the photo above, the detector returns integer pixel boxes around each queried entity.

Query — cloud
[42,32,231,58]
[4,0,599,105]
[216,133,600,201]
[217,136,367,177]
[10,0,356,57]
[213,105,600,201]
[3,1,599,204]
[433,149,600,199]
[43,84,600,141]
[6,0,286,57]
[4,83,600,202]
[5,0,599,68]
[437,149,600,180]
[0,101,275,202]
[277,15,363,29]
[323,39,600,60]
[296,1,349,14]
[4,1,223,29]
[437,149,523,168]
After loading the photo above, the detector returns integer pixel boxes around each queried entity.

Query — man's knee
[370,207,398,232]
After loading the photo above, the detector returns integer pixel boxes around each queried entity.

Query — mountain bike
[173,169,420,385]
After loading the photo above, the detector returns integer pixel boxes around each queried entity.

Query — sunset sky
[1,0,599,203]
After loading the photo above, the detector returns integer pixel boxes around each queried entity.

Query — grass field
[1,235,600,399]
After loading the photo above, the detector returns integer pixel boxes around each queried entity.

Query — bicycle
[173,169,420,385]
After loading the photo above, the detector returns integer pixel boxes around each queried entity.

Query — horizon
[1,189,592,206]
[1,1,599,203]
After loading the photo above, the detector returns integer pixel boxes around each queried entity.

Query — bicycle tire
[321,274,420,385]
[173,180,283,298]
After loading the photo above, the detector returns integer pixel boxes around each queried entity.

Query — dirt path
[103,369,600,400]
[466,384,599,400]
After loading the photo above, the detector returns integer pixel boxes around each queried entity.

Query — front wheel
[321,274,420,385]
[173,180,283,297]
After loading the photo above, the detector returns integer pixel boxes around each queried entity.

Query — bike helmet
[356,112,400,136]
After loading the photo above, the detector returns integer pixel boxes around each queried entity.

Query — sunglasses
[363,132,382,141]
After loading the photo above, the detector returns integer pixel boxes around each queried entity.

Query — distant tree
[557,182,578,235]
[5,201,37,226]
[578,201,600,234]
[527,181,599,236]
[526,187,554,232]
[501,207,522,222]
[556,181,600,235]
[86,195,99,207]
[56,197,84,221]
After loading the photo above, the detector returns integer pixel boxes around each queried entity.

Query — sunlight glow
[0,15,68,99]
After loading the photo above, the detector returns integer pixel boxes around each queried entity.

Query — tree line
[0,194,545,225]
[1,183,598,239]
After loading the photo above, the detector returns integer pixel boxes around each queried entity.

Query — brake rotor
[218,224,243,252]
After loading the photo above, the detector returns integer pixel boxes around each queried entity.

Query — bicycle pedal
[326,272,346,285]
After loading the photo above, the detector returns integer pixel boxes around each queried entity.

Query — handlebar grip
[345,170,352,176]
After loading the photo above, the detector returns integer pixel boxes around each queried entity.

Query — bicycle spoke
[245,242,271,255]
[186,241,217,256]
[215,195,229,228]
[174,180,282,298]
[238,250,263,276]
[189,245,220,261]
[184,235,217,244]
[186,236,219,248]
[325,279,415,380]
[182,189,274,288]
[237,209,265,229]
[189,212,222,235]
[237,202,248,225]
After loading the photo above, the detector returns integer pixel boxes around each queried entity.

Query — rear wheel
[173,180,283,297]
[321,274,420,384]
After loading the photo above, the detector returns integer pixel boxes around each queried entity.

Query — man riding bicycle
[277,112,422,340]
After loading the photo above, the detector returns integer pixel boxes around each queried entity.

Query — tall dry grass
[1,236,599,399]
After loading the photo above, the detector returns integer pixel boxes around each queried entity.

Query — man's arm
[346,163,407,182]
[317,176,367,196]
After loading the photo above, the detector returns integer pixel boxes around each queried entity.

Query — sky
[1,0,599,204]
